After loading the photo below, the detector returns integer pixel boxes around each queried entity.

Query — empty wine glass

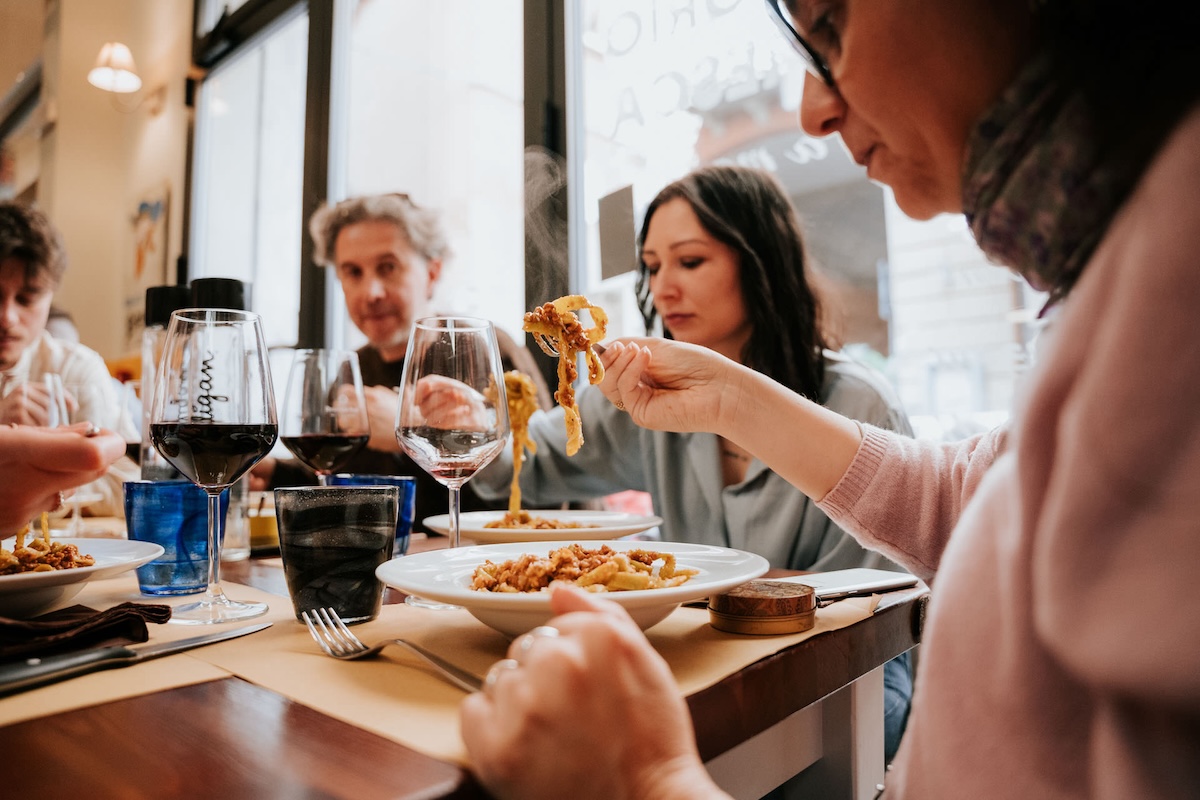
[0,372,67,428]
[56,381,115,536]
[43,373,70,427]
[279,349,370,485]
[18,374,71,538]
[397,317,510,608]
[149,309,278,624]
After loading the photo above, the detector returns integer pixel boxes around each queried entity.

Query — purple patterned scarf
[961,54,1143,309]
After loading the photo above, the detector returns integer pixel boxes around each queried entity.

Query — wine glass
[0,372,67,427]
[397,317,510,606]
[279,349,370,485]
[149,309,279,624]
[118,379,144,464]
[20,374,71,538]
[55,381,116,536]
[43,373,70,427]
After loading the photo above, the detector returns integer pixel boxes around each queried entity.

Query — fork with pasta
[522,295,608,455]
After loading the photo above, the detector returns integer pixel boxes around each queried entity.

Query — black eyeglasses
[764,0,836,88]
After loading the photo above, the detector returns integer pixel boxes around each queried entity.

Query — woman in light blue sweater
[475,165,915,762]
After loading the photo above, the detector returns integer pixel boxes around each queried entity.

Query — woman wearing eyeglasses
[461,1,1200,798]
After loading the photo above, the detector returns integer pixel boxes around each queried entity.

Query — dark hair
[309,193,452,268]
[0,201,67,285]
[635,165,829,400]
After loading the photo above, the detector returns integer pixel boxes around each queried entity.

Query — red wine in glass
[281,432,369,475]
[151,423,279,486]
[280,349,371,485]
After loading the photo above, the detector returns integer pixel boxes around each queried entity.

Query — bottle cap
[708,580,817,635]
[144,285,191,327]
[190,277,251,311]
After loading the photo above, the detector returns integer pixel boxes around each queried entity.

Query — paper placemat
[0,575,292,727]
[193,594,878,766]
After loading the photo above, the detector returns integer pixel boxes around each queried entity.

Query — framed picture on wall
[122,185,170,354]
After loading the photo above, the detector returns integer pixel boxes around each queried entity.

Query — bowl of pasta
[0,537,164,618]
[422,509,664,544]
[375,540,769,637]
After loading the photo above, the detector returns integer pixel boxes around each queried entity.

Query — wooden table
[0,536,925,799]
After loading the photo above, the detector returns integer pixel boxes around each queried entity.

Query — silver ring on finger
[483,658,520,694]
[513,625,560,662]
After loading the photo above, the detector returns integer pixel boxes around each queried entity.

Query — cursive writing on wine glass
[193,350,228,421]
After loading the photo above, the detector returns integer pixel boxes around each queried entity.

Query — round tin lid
[708,580,817,634]
[708,579,816,617]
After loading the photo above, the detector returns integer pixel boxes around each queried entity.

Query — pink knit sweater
[819,106,1200,799]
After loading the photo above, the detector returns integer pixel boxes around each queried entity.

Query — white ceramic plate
[422,510,664,544]
[0,538,165,619]
[376,540,768,636]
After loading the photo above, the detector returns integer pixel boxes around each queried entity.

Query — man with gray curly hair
[308,193,452,360]
[254,193,551,533]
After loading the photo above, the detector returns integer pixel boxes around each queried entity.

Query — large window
[190,6,307,348]
[190,0,527,354]
[331,0,526,347]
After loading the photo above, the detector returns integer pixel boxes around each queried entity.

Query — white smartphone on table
[779,568,919,600]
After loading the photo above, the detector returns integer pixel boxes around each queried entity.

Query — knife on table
[0,622,271,697]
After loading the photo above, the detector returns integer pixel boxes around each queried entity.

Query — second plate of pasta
[376,540,768,636]
[422,510,663,544]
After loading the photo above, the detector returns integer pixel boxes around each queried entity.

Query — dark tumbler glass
[275,486,398,624]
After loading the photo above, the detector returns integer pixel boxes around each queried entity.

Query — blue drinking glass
[123,480,229,595]
[326,474,416,555]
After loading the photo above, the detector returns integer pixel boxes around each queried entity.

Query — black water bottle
[140,284,191,480]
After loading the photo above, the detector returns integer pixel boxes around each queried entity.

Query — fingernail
[592,342,607,355]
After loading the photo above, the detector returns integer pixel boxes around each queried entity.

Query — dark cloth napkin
[0,603,172,662]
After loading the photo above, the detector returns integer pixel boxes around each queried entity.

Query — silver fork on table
[302,608,482,693]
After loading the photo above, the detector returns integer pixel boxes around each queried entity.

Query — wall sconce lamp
[87,42,142,93]
[86,42,166,115]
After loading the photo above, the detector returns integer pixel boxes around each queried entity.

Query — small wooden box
[708,580,817,635]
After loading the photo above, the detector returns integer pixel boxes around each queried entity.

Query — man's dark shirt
[271,328,552,534]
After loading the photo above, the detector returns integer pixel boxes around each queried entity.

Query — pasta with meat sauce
[1,517,95,575]
[471,544,697,593]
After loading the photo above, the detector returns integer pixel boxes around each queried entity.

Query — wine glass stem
[448,486,462,549]
[206,488,223,589]
[67,498,82,536]
[317,472,330,486]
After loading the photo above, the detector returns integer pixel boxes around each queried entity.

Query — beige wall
[33,0,192,360]
[0,0,43,94]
